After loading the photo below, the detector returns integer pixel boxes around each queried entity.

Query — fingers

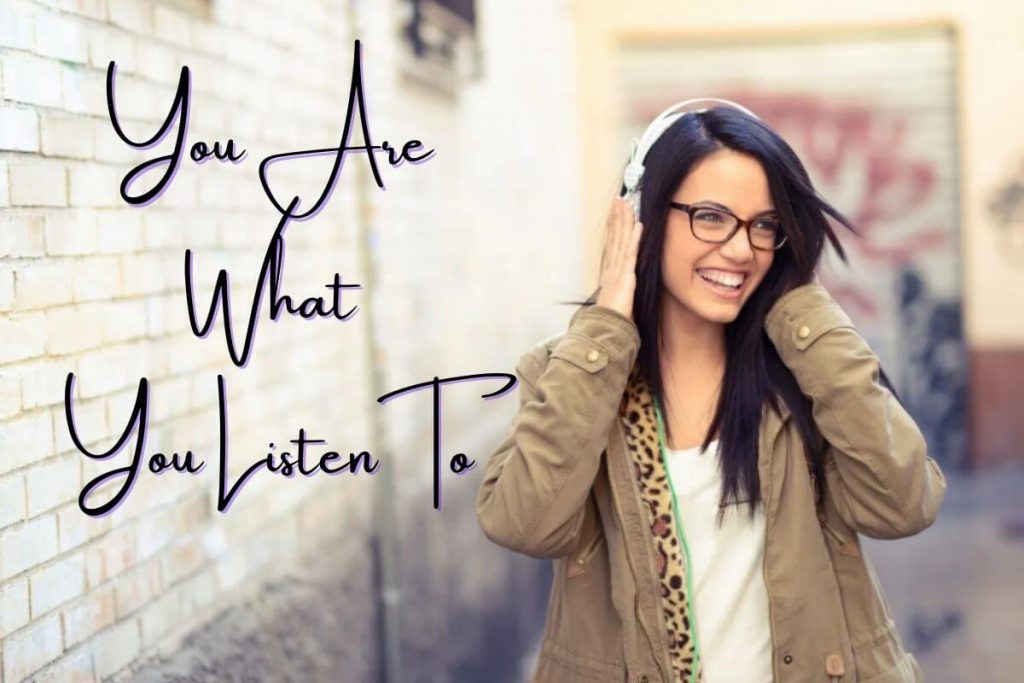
[609,197,631,269]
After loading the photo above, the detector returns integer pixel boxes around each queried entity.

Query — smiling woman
[477,100,942,683]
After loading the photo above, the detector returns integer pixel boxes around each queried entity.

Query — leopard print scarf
[618,363,704,683]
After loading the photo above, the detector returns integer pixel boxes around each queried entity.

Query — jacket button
[826,653,845,675]
[638,675,649,683]
[586,349,600,362]
[797,325,811,339]
[783,654,793,664]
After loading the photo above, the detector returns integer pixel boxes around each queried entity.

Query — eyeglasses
[669,202,788,251]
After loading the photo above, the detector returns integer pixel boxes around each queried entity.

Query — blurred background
[0,0,1022,681]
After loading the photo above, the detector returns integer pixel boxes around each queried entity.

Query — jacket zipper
[653,401,701,683]
[607,437,671,683]
[762,417,784,683]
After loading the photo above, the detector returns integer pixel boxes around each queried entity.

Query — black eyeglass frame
[668,201,789,251]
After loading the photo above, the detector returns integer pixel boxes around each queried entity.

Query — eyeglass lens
[691,207,784,249]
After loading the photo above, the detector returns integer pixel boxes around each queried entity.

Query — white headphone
[621,97,761,219]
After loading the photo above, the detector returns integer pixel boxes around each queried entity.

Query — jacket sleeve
[764,282,947,540]
[475,304,641,559]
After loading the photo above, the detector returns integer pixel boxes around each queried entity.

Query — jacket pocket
[534,637,625,682]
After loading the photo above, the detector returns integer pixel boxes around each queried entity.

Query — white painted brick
[30,647,97,683]
[138,588,184,646]
[55,395,108,456]
[113,559,161,617]
[72,255,121,302]
[144,293,177,337]
[0,472,27,531]
[0,213,46,258]
[2,612,63,682]
[0,311,48,365]
[0,578,30,638]
[8,161,68,207]
[62,585,114,647]
[55,0,107,21]
[45,211,99,256]
[107,0,152,33]
[92,118,146,164]
[17,358,66,411]
[0,264,14,313]
[0,2,35,51]
[152,5,191,47]
[35,11,89,63]
[57,501,111,553]
[0,160,8,206]
[85,525,136,588]
[0,409,54,480]
[0,105,40,152]
[102,299,147,343]
[120,253,169,296]
[88,26,136,72]
[112,75,160,120]
[45,305,104,355]
[29,551,86,616]
[2,54,63,108]
[0,370,19,419]
[96,210,144,253]
[90,616,140,679]
[136,43,180,85]
[41,113,95,159]
[134,508,175,563]
[61,65,108,117]
[67,163,122,208]
[142,211,184,250]
[14,259,75,310]
[149,375,190,421]
[159,536,204,586]
[0,514,58,580]
[26,454,82,517]
[74,347,132,398]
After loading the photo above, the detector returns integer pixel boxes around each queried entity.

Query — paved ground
[864,461,1024,683]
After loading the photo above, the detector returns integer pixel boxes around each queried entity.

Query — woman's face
[661,148,777,324]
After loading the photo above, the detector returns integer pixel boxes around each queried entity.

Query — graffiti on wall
[986,157,1024,267]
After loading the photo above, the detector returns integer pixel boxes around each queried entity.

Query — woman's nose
[720,223,755,260]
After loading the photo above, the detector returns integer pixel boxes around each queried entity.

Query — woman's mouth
[696,269,745,299]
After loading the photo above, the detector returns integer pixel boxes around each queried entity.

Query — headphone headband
[622,97,760,217]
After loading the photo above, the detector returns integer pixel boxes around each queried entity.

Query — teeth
[698,269,744,287]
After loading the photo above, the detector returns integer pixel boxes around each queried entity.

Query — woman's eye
[753,220,780,233]
[694,211,724,222]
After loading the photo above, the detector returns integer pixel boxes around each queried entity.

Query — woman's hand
[596,196,643,322]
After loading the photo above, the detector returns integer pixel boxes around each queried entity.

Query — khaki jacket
[476,283,947,682]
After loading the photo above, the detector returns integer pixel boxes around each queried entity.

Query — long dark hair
[564,106,905,526]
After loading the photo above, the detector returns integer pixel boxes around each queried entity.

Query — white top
[665,438,774,683]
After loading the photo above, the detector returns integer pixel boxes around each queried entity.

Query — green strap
[653,398,702,683]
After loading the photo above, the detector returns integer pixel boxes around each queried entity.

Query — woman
[475,100,947,683]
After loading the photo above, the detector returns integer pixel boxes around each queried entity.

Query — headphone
[621,97,761,219]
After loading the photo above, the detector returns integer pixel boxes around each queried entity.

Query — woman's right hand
[596,196,643,322]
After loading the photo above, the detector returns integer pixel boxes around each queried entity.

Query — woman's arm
[764,282,947,539]
[475,304,640,558]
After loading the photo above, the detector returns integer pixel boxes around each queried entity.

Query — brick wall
[1,0,582,680]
